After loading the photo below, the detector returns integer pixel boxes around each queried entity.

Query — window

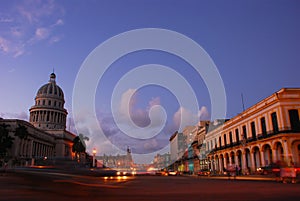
[223,134,227,146]
[289,109,300,132]
[271,112,279,133]
[235,129,239,143]
[242,125,247,139]
[229,132,233,145]
[261,117,267,136]
[48,100,51,106]
[251,122,256,139]
[43,100,45,105]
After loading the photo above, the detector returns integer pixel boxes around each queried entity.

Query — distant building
[97,147,133,169]
[169,131,185,164]
[153,153,171,170]
[0,73,76,166]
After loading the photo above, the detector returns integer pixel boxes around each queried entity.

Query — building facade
[97,147,133,169]
[153,153,171,170]
[0,73,76,166]
[205,88,300,174]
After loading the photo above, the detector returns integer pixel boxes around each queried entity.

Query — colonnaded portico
[205,88,300,175]
[208,134,300,174]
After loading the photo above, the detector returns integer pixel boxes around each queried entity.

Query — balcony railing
[209,127,298,153]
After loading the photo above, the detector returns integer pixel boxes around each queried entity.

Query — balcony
[209,127,298,153]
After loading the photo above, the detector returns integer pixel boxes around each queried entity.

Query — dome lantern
[49,73,56,83]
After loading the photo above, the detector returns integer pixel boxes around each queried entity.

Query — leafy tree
[15,124,29,140]
[0,123,14,163]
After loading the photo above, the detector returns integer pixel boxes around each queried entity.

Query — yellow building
[205,88,300,174]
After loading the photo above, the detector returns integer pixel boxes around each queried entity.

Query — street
[1,169,300,201]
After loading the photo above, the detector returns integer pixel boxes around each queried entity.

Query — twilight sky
[0,0,300,164]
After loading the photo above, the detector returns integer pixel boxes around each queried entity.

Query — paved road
[1,170,300,201]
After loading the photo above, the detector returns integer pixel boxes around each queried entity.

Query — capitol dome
[29,73,68,130]
[37,73,64,99]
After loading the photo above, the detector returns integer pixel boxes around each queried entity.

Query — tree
[15,124,29,140]
[0,123,14,163]
[72,133,89,160]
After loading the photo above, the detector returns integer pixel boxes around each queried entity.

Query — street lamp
[92,148,97,168]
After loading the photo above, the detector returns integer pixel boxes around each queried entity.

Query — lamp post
[92,148,97,168]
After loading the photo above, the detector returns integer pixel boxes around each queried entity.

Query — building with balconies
[205,88,300,174]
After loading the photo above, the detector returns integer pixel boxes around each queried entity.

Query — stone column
[260,150,265,167]
[29,140,33,158]
[242,150,247,174]
[235,154,239,166]
[219,156,223,173]
[250,150,256,173]
[229,154,232,165]
[272,148,278,163]
[282,138,292,165]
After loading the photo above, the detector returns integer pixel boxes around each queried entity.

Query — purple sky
[0,0,300,163]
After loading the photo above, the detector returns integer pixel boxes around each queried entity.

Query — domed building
[29,73,67,130]
[0,73,76,166]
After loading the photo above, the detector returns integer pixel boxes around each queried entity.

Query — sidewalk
[187,173,299,183]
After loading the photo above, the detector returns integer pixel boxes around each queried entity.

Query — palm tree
[72,133,89,161]
[0,123,14,164]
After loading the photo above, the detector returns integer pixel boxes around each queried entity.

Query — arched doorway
[215,155,219,173]
[252,146,261,170]
[274,142,284,162]
[219,154,224,173]
[262,144,272,166]
[230,151,235,165]
[291,140,300,166]
[224,153,229,169]
[245,148,251,174]
[236,150,242,167]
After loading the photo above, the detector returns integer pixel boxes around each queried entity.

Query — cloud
[49,35,63,44]
[198,106,210,120]
[118,89,151,127]
[0,112,28,121]
[35,27,50,40]
[0,0,65,57]
[173,107,198,131]
[0,37,10,53]
[0,37,25,57]
[0,17,13,23]
[72,88,210,163]
[53,19,64,27]
[173,106,210,132]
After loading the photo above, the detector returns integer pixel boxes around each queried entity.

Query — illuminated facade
[205,88,300,174]
[97,147,133,169]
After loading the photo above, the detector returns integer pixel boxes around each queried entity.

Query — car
[197,169,211,176]
[155,170,168,176]
[167,170,178,176]
[256,163,280,175]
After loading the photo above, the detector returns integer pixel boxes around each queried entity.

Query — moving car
[197,169,211,176]
[256,163,280,175]
[167,169,179,176]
